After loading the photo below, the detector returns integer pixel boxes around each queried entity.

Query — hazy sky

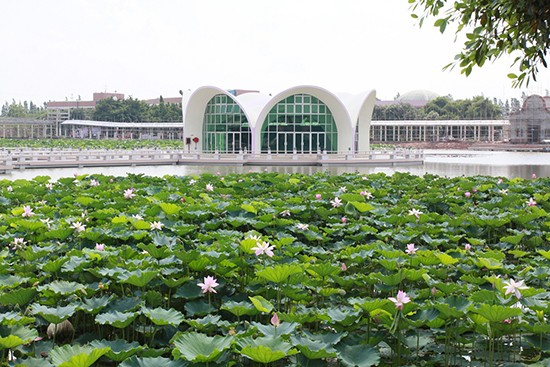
[2,0,549,106]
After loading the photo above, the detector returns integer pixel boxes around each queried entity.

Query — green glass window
[260,93,338,154]
[202,94,251,153]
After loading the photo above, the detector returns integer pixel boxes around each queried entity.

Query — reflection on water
[1,151,549,180]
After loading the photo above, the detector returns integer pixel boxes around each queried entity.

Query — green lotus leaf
[350,298,392,314]
[0,325,39,348]
[184,300,214,317]
[249,295,274,313]
[90,339,142,362]
[238,336,298,363]
[172,332,232,363]
[0,274,29,288]
[221,300,259,317]
[240,345,289,364]
[41,257,69,272]
[291,335,337,359]
[50,344,110,367]
[138,243,171,260]
[241,203,257,214]
[470,304,523,323]
[0,287,37,306]
[174,282,203,300]
[38,280,86,296]
[61,256,93,273]
[0,311,34,325]
[14,357,53,367]
[252,321,298,337]
[14,220,45,232]
[78,296,112,314]
[325,308,360,326]
[17,246,48,261]
[184,314,221,330]
[75,196,97,207]
[336,343,380,367]
[538,249,550,260]
[112,215,129,224]
[350,201,375,213]
[436,252,458,265]
[32,304,76,324]
[117,270,158,287]
[474,257,502,270]
[256,264,302,283]
[95,311,138,328]
[142,306,185,326]
[158,202,180,215]
[119,356,187,367]
[307,262,341,278]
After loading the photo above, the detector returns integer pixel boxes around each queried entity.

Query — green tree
[409,0,550,87]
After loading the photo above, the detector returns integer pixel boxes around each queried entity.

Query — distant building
[376,89,439,108]
[46,92,125,135]
[508,95,550,143]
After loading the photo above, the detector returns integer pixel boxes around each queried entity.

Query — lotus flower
[150,221,164,230]
[198,276,219,293]
[124,188,135,199]
[271,312,280,327]
[504,279,528,299]
[405,243,417,255]
[95,243,105,251]
[206,183,214,192]
[71,221,86,233]
[22,205,34,218]
[330,197,342,208]
[389,290,411,310]
[527,198,536,207]
[251,241,275,257]
[408,208,422,219]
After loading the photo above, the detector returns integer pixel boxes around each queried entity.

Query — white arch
[183,86,252,152]
[346,90,377,152]
[253,85,353,154]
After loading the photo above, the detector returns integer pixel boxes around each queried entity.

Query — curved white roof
[182,85,376,153]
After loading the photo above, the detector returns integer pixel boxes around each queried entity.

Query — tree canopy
[373,96,503,120]
[409,0,550,87]
[93,97,182,122]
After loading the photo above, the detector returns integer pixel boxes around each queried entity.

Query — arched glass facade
[202,94,251,153]
[260,94,338,153]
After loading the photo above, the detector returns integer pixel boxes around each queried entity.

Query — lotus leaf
[336,343,380,367]
[119,356,187,367]
[95,310,138,328]
[32,304,76,324]
[0,325,39,349]
[50,344,110,367]
[142,306,185,326]
[172,331,232,363]
[249,295,274,313]
[90,339,142,362]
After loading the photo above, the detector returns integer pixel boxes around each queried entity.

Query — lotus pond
[0,171,549,367]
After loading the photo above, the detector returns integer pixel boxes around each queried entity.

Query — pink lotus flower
[497,178,503,184]
[95,243,105,251]
[504,279,528,299]
[389,290,411,310]
[527,198,536,207]
[251,241,275,257]
[46,183,53,190]
[124,189,135,199]
[405,243,417,255]
[7,186,12,192]
[315,193,322,200]
[464,191,471,198]
[22,206,34,218]
[206,184,214,192]
[197,276,219,293]
[271,312,280,327]
[341,263,347,271]
[330,197,342,208]
[464,243,471,251]
[90,179,99,187]
[341,216,347,223]
[532,173,537,179]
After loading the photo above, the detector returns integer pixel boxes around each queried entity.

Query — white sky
[1,0,549,106]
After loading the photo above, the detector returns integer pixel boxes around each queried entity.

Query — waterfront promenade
[0,148,424,172]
